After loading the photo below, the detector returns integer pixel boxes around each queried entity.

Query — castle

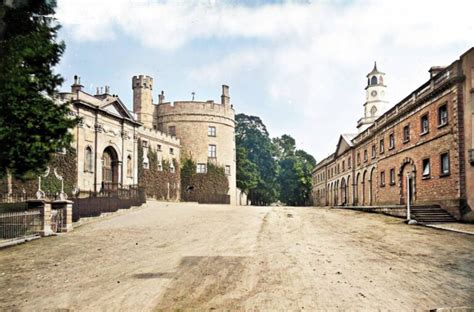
[50,74,238,204]
[312,48,474,221]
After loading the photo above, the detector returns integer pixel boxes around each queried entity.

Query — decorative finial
[373,61,378,72]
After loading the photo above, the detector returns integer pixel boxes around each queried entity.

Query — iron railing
[0,209,42,241]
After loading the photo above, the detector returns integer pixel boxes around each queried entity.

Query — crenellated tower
[357,62,389,132]
[132,75,154,129]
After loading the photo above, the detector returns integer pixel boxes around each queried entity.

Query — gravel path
[0,202,473,311]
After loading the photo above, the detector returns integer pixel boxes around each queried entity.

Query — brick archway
[398,157,416,205]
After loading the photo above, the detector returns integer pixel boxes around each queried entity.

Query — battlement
[132,75,153,90]
[138,126,180,146]
[156,101,235,120]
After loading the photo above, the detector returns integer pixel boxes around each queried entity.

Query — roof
[367,61,385,76]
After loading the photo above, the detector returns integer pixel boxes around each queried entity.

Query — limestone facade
[312,48,474,221]
[59,77,180,194]
[132,77,237,205]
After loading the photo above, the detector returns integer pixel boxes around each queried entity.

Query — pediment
[335,134,356,156]
[101,98,135,120]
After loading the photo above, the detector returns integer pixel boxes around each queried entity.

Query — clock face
[371,90,377,97]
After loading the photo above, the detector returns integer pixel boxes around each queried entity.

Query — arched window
[371,106,378,116]
[127,155,132,177]
[85,146,93,172]
[379,75,384,84]
[370,76,378,85]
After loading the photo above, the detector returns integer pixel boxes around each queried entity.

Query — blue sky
[55,0,473,161]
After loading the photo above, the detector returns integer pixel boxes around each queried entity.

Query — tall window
[170,148,174,155]
[380,171,385,187]
[168,125,176,136]
[370,76,378,85]
[438,104,448,126]
[85,147,93,172]
[357,152,361,165]
[196,163,207,173]
[208,144,216,158]
[342,160,345,172]
[371,144,376,158]
[208,126,216,137]
[225,165,231,176]
[379,138,385,154]
[422,158,430,178]
[364,150,368,162]
[389,133,395,149]
[389,168,395,185]
[440,152,450,176]
[348,156,352,169]
[169,160,175,173]
[421,114,429,134]
[403,125,410,143]
[127,155,132,177]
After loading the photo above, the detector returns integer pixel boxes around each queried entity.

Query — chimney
[158,90,165,104]
[221,85,230,106]
[429,66,446,79]
[105,85,110,94]
[71,75,83,93]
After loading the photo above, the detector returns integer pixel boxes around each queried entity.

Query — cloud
[56,0,474,160]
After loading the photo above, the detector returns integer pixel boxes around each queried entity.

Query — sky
[55,0,473,161]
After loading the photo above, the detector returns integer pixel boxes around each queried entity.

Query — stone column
[27,199,54,237]
[52,200,74,232]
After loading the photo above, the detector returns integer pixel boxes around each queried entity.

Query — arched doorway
[354,173,360,205]
[399,158,416,205]
[361,171,367,205]
[369,168,376,205]
[102,146,119,190]
[341,178,347,205]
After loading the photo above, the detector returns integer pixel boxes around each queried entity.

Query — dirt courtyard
[0,202,473,311]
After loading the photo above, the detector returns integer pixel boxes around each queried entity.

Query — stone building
[132,75,237,205]
[312,48,474,221]
[58,76,180,195]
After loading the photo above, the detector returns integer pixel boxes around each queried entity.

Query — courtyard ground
[0,201,473,311]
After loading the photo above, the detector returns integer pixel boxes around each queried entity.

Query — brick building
[312,48,474,221]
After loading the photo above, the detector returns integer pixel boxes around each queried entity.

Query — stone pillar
[52,200,74,232]
[27,199,54,237]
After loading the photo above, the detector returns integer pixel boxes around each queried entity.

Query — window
[420,114,429,134]
[157,152,163,171]
[348,157,352,169]
[379,139,385,154]
[422,158,430,178]
[157,144,162,151]
[208,144,216,158]
[84,147,93,172]
[127,155,133,177]
[389,168,395,185]
[168,125,176,136]
[169,161,175,173]
[438,104,448,126]
[142,140,148,148]
[370,76,378,85]
[440,152,450,176]
[337,164,340,174]
[389,133,395,150]
[403,125,410,143]
[208,126,216,137]
[380,171,385,187]
[364,150,368,162]
[357,152,361,165]
[342,160,345,172]
[170,148,174,155]
[196,163,207,173]
[371,144,376,158]
[225,165,231,176]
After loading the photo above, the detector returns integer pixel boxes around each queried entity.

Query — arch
[399,157,417,205]
[362,170,367,205]
[102,146,120,190]
[354,173,360,205]
[371,106,378,116]
[84,146,93,172]
[371,76,378,85]
[340,178,347,206]
[369,167,376,205]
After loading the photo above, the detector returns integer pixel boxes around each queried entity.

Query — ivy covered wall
[137,139,180,200]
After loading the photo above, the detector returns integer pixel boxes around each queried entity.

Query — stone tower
[357,62,389,132]
[132,75,154,129]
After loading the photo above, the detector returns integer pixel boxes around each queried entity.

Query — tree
[236,146,258,193]
[0,1,77,179]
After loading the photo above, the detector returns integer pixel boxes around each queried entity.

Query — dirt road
[0,202,473,311]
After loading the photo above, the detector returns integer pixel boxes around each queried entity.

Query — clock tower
[357,62,389,132]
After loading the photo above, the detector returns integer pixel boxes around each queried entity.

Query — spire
[373,61,378,72]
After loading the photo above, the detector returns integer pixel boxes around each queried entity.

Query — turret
[132,75,154,129]
[71,75,83,93]
[221,85,230,106]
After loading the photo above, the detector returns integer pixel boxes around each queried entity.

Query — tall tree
[0,0,77,179]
